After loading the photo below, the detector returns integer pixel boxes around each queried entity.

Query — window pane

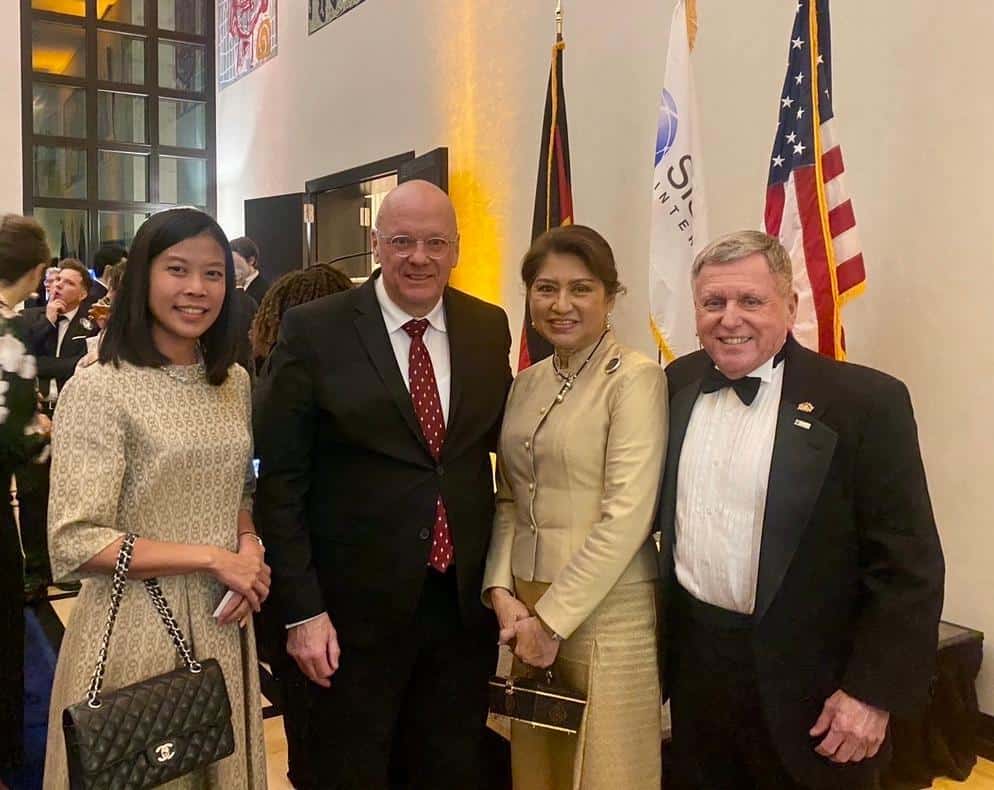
[33,84,86,138]
[32,0,83,16]
[32,20,85,77]
[98,151,148,202]
[159,156,206,207]
[32,207,87,264]
[99,211,148,248]
[98,91,147,143]
[158,40,204,92]
[33,145,86,199]
[159,0,206,36]
[159,99,205,149]
[97,31,145,85]
[100,0,144,25]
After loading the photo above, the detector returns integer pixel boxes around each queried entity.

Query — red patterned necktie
[403,319,454,572]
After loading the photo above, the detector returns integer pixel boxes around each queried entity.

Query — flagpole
[685,0,698,51]
[556,0,563,41]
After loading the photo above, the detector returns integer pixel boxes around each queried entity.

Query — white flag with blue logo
[648,0,709,362]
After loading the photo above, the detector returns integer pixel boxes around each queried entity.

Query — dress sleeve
[47,367,127,582]
[535,363,669,639]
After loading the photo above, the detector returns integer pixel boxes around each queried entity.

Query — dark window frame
[21,0,217,253]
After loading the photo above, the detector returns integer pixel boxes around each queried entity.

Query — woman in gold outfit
[483,225,667,789]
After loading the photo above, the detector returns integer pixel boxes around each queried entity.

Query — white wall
[218,1,994,710]
[0,2,22,213]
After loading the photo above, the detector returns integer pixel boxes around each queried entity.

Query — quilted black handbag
[62,533,235,789]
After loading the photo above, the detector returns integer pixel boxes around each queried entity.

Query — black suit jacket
[18,306,100,393]
[244,274,270,306]
[658,336,944,788]
[253,273,513,647]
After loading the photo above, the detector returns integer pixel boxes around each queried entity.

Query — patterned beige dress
[43,360,267,789]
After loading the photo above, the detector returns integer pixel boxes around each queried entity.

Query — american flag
[764,0,865,360]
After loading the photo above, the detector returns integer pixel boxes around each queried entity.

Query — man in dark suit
[83,243,126,307]
[21,259,100,395]
[17,259,100,596]
[657,230,944,790]
[232,236,271,304]
[254,180,512,789]
[21,264,59,310]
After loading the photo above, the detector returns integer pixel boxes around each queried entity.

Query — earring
[605,312,613,331]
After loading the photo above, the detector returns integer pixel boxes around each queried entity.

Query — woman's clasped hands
[212,533,271,627]
[491,587,561,669]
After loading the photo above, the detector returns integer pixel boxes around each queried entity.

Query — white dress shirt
[673,354,784,614]
[243,269,259,291]
[286,277,451,629]
[373,274,451,423]
[54,306,80,357]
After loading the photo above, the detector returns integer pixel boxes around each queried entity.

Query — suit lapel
[442,287,467,436]
[352,277,431,457]
[659,354,712,577]
[59,312,90,357]
[753,337,838,621]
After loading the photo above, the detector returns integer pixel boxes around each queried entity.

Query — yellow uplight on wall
[439,1,506,308]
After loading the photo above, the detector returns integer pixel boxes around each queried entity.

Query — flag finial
[555,0,563,39]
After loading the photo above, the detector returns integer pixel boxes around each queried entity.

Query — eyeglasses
[375,231,457,260]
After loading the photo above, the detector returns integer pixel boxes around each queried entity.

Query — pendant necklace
[551,329,609,404]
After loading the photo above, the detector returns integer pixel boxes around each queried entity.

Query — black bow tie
[700,344,788,406]
[701,369,761,405]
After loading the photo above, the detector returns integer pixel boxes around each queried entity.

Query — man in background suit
[657,230,944,789]
[22,259,100,395]
[232,236,271,304]
[17,259,100,596]
[21,264,59,310]
[83,243,126,307]
[254,180,513,789]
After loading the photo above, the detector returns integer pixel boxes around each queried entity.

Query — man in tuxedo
[254,180,512,789]
[17,259,100,596]
[22,259,100,395]
[657,230,944,789]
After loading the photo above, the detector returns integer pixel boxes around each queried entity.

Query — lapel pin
[794,418,811,430]
[797,402,814,413]
[605,357,621,374]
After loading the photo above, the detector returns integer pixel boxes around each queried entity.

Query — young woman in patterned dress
[44,209,270,789]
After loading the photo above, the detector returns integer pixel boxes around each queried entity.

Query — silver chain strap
[85,533,202,710]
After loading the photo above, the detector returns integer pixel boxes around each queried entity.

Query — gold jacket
[482,332,668,638]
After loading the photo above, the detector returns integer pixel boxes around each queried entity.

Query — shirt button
[418,527,431,540]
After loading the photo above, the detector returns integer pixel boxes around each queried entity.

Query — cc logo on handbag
[154,742,176,763]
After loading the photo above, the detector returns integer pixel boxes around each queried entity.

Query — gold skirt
[509,578,662,790]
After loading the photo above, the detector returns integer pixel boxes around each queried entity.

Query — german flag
[518,34,574,371]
